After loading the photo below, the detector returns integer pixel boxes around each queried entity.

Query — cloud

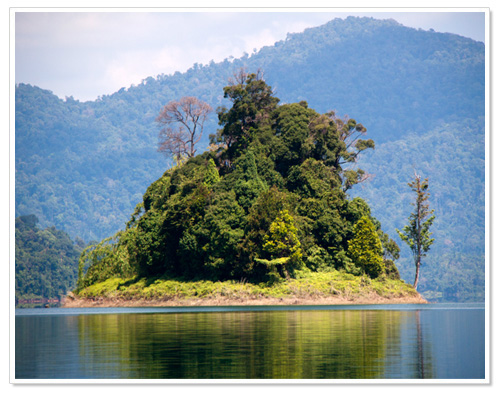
[14,11,486,102]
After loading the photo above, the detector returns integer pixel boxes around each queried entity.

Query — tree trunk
[415,173,422,290]
[413,259,420,289]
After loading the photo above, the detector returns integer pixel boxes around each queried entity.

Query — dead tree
[156,97,212,161]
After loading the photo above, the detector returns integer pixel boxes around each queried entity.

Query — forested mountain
[15,17,485,301]
[15,215,84,304]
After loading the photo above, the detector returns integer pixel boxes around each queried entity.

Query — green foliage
[16,17,484,302]
[77,230,136,290]
[397,174,435,289]
[304,245,336,272]
[242,186,295,278]
[222,150,268,211]
[270,102,316,174]
[286,158,340,198]
[15,215,83,303]
[213,70,280,162]
[75,270,418,302]
[378,230,401,262]
[262,210,303,279]
[348,216,385,278]
[383,259,401,281]
[178,190,246,279]
[76,76,396,289]
[354,119,484,300]
[128,208,168,276]
[203,158,221,187]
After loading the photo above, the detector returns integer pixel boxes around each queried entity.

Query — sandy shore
[63,292,427,308]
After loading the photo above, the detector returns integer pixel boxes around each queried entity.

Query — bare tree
[156,97,212,161]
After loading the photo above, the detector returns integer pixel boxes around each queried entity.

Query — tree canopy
[77,75,398,288]
[15,215,83,304]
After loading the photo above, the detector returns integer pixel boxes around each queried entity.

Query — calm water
[15,303,485,381]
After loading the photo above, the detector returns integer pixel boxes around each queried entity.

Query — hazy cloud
[14,10,486,102]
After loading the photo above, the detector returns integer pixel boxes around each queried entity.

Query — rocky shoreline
[63,292,427,308]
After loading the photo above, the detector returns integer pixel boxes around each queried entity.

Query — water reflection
[15,307,485,380]
[76,310,419,379]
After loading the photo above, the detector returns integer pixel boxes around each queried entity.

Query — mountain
[15,16,485,301]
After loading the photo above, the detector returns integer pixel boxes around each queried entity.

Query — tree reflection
[75,309,434,379]
[414,310,434,379]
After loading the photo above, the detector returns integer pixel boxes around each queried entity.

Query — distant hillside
[15,17,485,301]
[15,215,84,304]
[355,118,485,301]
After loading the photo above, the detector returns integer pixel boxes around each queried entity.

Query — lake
[14,303,486,382]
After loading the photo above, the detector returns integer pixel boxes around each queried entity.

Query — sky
[13,9,487,102]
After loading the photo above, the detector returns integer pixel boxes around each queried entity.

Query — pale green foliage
[76,270,419,301]
[347,216,384,278]
[77,230,136,290]
[172,153,189,168]
[262,209,303,279]
[263,210,302,259]
[203,158,221,187]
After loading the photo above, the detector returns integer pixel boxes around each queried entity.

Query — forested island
[68,72,426,307]
[16,17,485,302]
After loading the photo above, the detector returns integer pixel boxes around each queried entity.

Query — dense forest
[15,17,485,301]
[78,73,401,289]
[15,215,84,304]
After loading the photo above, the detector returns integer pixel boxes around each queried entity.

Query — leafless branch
[156,97,212,160]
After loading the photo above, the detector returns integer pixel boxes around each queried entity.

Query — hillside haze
[15,17,485,301]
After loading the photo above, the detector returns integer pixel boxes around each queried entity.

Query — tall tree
[211,69,280,163]
[397,172,435,289]
[156,96,212,161]
[306,111,374,191]
[331,112,374,191]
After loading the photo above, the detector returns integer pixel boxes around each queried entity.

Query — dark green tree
[397,173,435,289]
[220,150,268,212]
[211,69,280,164]
[270,102,316,175]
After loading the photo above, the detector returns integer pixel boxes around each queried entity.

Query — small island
[71,71,426,308]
